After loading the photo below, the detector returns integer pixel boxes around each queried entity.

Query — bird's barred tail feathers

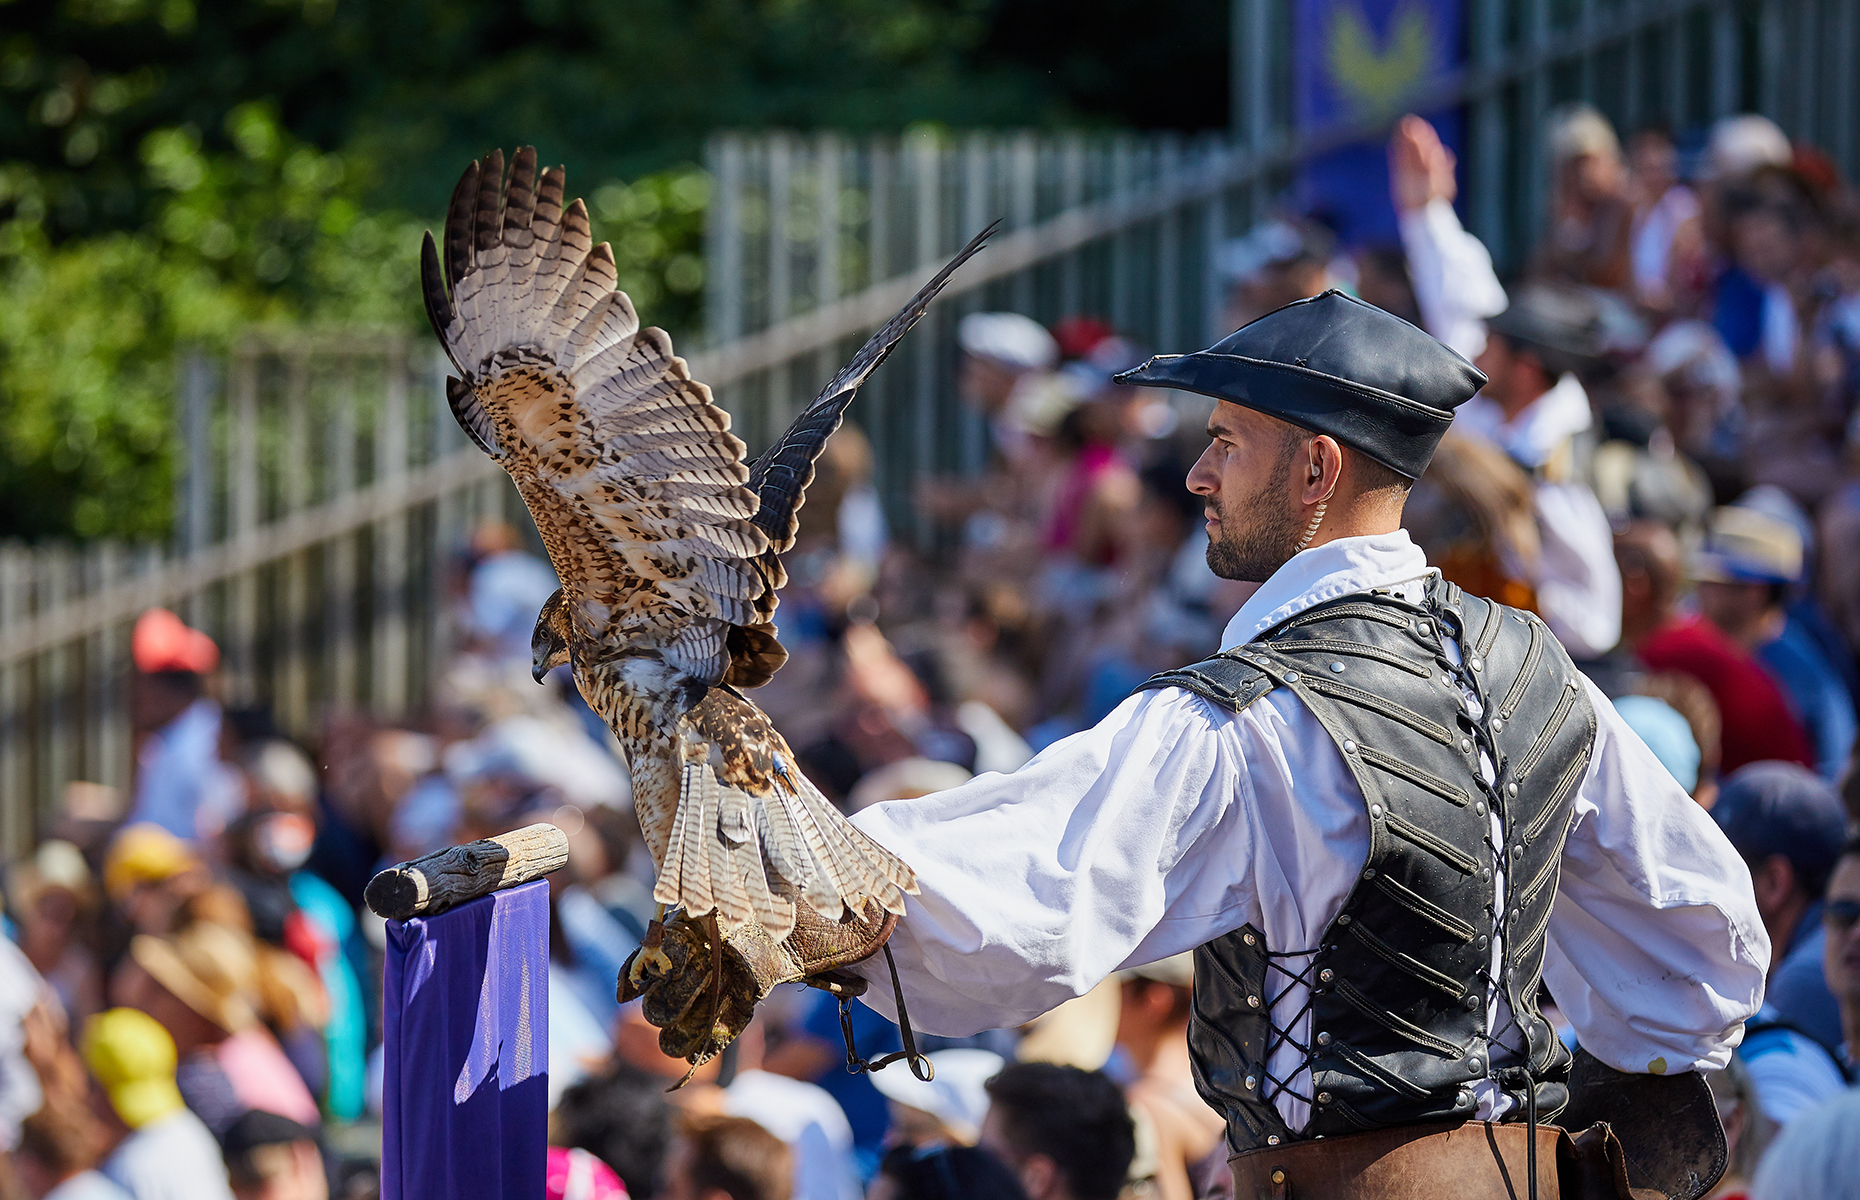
[660,759,915,941]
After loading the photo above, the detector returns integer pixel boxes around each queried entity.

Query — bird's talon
[628,944,675,987]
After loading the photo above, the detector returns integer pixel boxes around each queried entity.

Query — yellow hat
[103,824,199,902]
[81,1008,185,1130]
[130,924,259,1035]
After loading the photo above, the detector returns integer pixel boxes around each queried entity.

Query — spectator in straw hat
[81,1007,234,1200]
[1114,955,1220,1200]
[127,609,242,844]
[110,922,319,1136]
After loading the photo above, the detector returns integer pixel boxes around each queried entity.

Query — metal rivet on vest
[1508,783,1519,796]
[1471,658,1483,671]
[1460,738,1473,752]
[1458,1088,1474,1106]
[1267,1137,1282,1147]
[1319,969,1335,983]
[1247,995,1262,1008]
[1476,935,1489,949]
[1317,1091,1333,1105]
[1480,867,1492,881]
[1490,718,1503,733]
[1513,845,1524,859]
[1336,914,1352,925]
[1362,868,1376,880]
[1284,671,1300,683]
[1369,804,1383,818]
[1316,1032,1332,1046]
[1244,1075,1257,1090]
[1243,932,1257,946]
[1475,802,1487,816]
[1329,661,1345,672]
[1510,909,1520,923]
[1343,739,1357,753]
[1468,1055,1484,1070]
[1462,994,1479,1010]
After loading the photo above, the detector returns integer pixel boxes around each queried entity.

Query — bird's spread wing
[423,148,768,683]
[663,686,914,938]
[425,149,990,690]
[745,221,999,555]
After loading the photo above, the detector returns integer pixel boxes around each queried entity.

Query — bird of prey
[421,148,991,977]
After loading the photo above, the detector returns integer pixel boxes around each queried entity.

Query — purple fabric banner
[382,880,550,1200]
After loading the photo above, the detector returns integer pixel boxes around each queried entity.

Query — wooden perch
[365,822,570,920]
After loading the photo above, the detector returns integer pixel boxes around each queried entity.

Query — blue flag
[1293,0,1466,246]
[382,880,550,1200]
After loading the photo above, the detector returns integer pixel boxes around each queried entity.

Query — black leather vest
[1138,579,1596,1152]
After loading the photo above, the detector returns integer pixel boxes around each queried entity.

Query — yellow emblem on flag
[1325,1,1435,120]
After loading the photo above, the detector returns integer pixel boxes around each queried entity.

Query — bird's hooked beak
[531,589,572,683]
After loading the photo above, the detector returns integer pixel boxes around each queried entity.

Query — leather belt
[1230,1120,1656,1200]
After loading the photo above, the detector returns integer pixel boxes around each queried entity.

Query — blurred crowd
[4,106,1860,1200]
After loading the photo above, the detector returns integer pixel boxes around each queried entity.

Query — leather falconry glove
[618,899,927,1084]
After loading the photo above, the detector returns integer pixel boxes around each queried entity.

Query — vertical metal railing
[2,0,1853,845]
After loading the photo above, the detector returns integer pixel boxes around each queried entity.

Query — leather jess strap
[1228,1119,1658,1200]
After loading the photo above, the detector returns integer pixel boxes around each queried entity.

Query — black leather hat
[1114,290,1486,479]
[1484,282,1605,377]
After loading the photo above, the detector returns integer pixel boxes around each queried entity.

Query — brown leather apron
[1229,1120,1658,1200]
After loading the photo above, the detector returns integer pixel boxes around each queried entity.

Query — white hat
[869,1049,1005,1143]
[1549,104,1621,163]
[958,313,1058,371]
[1707,115,1792,180]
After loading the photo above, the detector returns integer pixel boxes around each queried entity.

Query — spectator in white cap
[1536,104,1631,289]
[1217,220,1339,332]
[1693,505,1856,781]
[958,313,1058,417]
[1114,955,1219,1200]
[869,1048,1005,1148]
[1707,114,1794,183]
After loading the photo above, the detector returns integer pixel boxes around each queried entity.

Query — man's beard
[1205,475,1303,582]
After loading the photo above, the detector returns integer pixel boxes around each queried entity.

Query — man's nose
[1186,450,1217,496]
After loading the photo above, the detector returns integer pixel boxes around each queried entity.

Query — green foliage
[0,0,1229,540]
[0,102,425,538]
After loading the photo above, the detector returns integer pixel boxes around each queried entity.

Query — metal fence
[1,0,1853,847]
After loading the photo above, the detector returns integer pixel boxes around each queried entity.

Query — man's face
[979,1106,1060,1200]
[959,353,1022,413]
[1823,855,1860,1008]
[1186,402,1306,583]
[1472,336,1550,419]
[1697,579,1772,637]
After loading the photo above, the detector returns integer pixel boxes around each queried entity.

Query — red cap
[132,609,219,676]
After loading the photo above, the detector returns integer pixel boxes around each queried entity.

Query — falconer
[635,292,1767,1200]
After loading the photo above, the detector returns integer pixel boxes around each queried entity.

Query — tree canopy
[0,0,1228,539]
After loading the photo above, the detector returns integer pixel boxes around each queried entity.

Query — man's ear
[1751,853,1797,913]
[1020,1153,1060,1200]
[1303,435,1343,506]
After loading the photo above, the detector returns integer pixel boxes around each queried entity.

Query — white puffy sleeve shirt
[850,533,1766,1128]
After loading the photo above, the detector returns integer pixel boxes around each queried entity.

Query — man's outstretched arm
[847,686,1269,1035]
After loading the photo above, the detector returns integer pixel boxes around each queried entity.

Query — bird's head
[531,589,574,683]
